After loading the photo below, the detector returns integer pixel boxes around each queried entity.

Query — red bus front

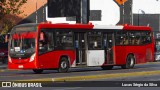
[8,24,39,69]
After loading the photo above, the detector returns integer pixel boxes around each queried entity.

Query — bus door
[74,32,87,66]
[104,33,114,64]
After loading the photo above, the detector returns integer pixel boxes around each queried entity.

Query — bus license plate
[18,65,23,69]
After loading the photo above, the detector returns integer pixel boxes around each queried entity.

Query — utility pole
[131,0,133,25]
[36,0,38,23]
[81,0,90,24]
[76,0,89,24]
[42,0,45,22]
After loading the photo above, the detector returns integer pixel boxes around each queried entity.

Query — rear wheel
[101,66,113,70]
[33,69,43,74]
[58,57,70,73]
[121,54,135,69]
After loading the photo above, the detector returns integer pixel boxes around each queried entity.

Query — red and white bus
[8,23,154,73]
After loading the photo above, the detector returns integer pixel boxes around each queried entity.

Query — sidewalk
[0,62,7,69]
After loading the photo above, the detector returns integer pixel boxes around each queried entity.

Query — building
[6,0,160,34]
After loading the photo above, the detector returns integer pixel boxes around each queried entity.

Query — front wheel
[121,54,135,69]
[58,57,70,73]
[33,69,43,74]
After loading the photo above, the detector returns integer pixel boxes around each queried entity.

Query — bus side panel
[151,42,155,62]
[125,46,146,64]
[146,44,155,62]
[38,50,76,69]
[114,46,127,65]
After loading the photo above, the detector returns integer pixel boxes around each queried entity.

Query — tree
[0,0,27,34]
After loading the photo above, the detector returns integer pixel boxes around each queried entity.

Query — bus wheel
[101,66,113,70]
[33,69,43,74]
[58,57,69,73]
[121,55,135,69]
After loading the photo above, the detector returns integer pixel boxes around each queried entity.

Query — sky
[133,0,160,14]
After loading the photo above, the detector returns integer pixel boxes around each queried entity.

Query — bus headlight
[30,53,35,62]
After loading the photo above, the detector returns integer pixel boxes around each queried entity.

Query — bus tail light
[30,53,36,62]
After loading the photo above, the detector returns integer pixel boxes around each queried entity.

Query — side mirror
[5,34,9,43]
[40,32,45,41]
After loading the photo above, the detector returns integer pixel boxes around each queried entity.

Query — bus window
[116,32,128,45]
[146,32,152,43]
[134,32,141,45]
[39,31,47,53]
[128,32,135,45]
[47,31,54,51]
[115,32,123,45]
[116,32,121,45]
[141,32,152,44]
[39,29,54,54]
[88,31,102,50]
[56,30,73,49]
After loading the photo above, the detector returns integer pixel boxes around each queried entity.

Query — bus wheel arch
[121,54,135,69]
[58,55,70,73]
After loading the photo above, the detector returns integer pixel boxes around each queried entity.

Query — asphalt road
[0,62,160,81]
[0,62,160,90]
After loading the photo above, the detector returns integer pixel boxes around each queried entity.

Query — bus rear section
[114,26,154,69]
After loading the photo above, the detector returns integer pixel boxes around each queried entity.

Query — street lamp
[36,0,38,23]
[138,9,145,26]
[32,0,38,23]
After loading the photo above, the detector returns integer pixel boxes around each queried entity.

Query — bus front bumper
[8,62,38,70]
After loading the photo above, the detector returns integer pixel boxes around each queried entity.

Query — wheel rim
[61,61,67,69]
[130,58,134,66]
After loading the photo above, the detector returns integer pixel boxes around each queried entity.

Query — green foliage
[0,0,27,34]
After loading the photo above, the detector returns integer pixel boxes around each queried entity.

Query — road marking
[0,70,5,72]
[16,70,160,82]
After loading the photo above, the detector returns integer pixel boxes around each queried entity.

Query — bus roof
[38,23,151,31]
[123,25,152,31]
[38,23,94,29]
[94,24,151,31]
[13,23,151,31]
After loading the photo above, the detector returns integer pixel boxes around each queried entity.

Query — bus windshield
[9,26,37,58]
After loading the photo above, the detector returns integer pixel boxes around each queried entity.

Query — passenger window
[116,32,128,45]
[39,29,54,54]
[56,31,73,49]
[141,32,152,44]
[88,32,102,50]
[134,32,141,45]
